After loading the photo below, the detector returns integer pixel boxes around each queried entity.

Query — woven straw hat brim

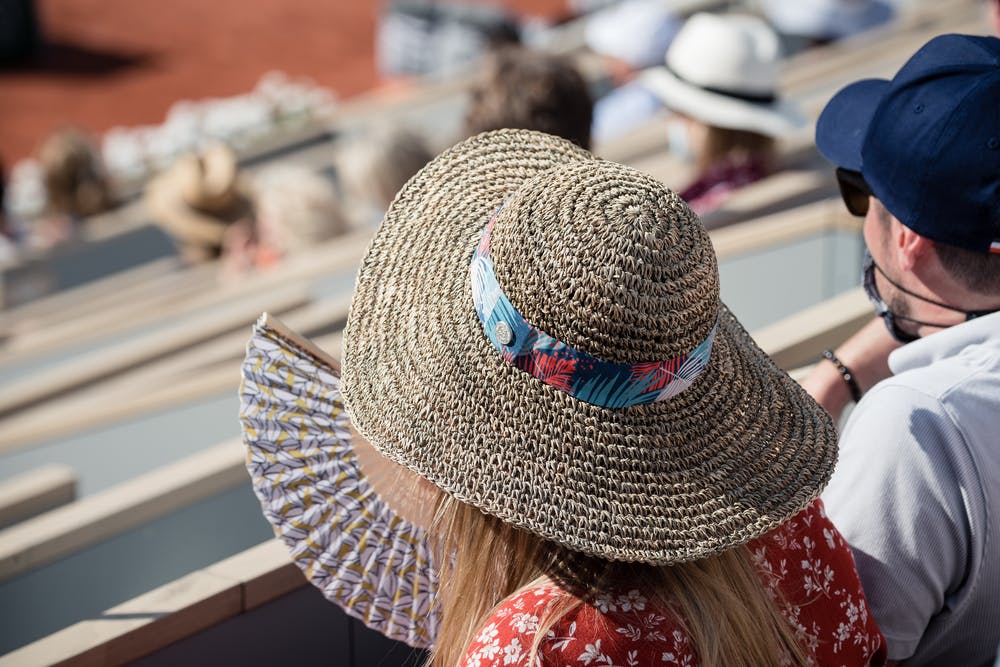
[342,129,837,565]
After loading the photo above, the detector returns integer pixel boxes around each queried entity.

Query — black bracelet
[822,349,862,403]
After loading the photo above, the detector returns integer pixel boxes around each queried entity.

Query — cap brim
[815,78,888,171]
[638,67,807,137]
[342,129,838,565]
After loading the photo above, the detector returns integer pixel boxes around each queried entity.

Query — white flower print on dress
[512,612,540,634]
[578,639,620,666]
[617,590,647,612]
[593,592,618,614]
[502,638,523,665]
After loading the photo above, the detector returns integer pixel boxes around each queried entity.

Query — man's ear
[893,220,933,271]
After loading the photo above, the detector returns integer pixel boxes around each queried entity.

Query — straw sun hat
[638,13,806,137]
[341,129,837,565]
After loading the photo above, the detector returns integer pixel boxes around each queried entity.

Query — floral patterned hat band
[471,207,717,409]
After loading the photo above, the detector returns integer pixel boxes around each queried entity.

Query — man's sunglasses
[862,251,999,343]
[835,168,872,217]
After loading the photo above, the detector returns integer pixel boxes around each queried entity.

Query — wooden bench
[0,465,77,531]
[0,440,245,583]
[0,197,853,454]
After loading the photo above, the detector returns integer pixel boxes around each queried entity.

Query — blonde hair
[335,126,433,214]
[429,493,808,667]
[253,164,348,253]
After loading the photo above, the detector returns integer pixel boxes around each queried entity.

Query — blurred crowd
[1,0,997,281]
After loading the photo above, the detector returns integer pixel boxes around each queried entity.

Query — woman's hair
[428,493,808,667]
[464,46,594,150]
[38,128,114,218]
[698,125,776,174]
[253,164,349,254]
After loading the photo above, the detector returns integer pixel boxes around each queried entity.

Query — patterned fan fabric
[240,319,440,648]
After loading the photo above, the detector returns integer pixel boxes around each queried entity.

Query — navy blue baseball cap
[816,34,1000,254]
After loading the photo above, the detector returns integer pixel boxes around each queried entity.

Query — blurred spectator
[586,0,681,141]
[464,46,593,149]
[377,0,520,80]
[33,128,115,248]
[146,142,253,264]
[760,0,894,53]
[585,0,681,81]
[639,13,805,215]
[0,160,18,266]
[991,0,1000,35]
[229,163,350,272]
[335,126,433,228]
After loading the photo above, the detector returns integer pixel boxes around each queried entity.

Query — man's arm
[800,317,901,420]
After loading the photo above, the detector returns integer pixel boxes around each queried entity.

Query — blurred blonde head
[253,164,348,255]
[335,126,433,224]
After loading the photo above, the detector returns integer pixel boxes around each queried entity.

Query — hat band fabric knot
[470,208,718,409]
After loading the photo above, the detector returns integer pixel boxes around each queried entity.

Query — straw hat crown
[491,161,719,362]
[342,129,836,565]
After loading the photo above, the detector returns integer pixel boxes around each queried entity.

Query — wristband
[821,349,862,403]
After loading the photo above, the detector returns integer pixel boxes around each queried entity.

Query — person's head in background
[249,164,349,268]
[464,46,594,150]
[146,142,253,265]
[991,0,1000,36]
[760,0,894,54]
[35,128,115,246]
[639,13,805,214]
[584,0,681,85]
[334,126,433,228]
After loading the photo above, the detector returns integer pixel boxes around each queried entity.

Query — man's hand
[800,317,901,421]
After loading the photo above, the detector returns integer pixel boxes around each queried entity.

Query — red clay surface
[0,0,569,165]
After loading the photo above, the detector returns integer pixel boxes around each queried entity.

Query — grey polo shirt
[823,311,1000,667]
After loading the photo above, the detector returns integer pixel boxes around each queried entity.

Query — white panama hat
[639,12,806,137]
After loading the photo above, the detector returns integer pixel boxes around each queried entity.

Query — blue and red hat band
[470,208,717,409]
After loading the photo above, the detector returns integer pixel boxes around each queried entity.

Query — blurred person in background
[638,13,806,216]
[991,0,1000,35]
[33,128,115,249]
[377,0,521,81]
[760,0,894,54]
[464,46,594,149]
[221,163,350,275]
[334,125,433,228]
[0,160,19,265]
[146,142,253,265]
[585,0,681,142]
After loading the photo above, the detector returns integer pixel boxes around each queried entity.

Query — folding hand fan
[240,313,440,648]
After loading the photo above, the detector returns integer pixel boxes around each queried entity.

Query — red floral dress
[462,500,886,667]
